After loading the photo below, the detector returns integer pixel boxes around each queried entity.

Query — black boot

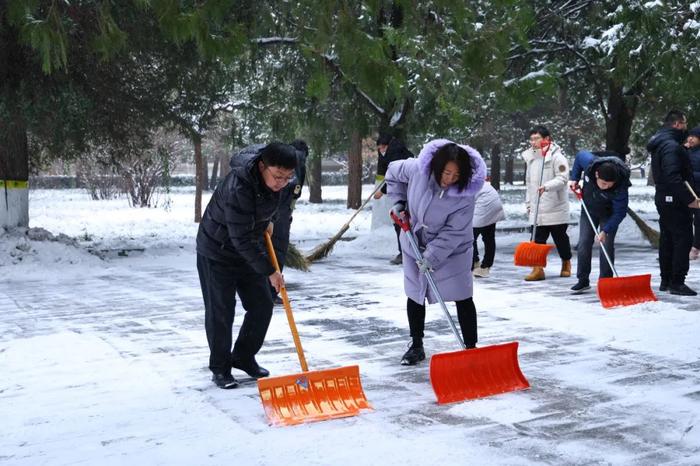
[669,283,698,296]
[231,355,270,378]
[570,280,591,294]
[400,343,425,365]
[212,373,238,389]
[659,279,669,292]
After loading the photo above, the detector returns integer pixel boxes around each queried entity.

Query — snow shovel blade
[597,274,657,308]
[429,342,530,404]
[257,365,371,427]
[514,241,554,267]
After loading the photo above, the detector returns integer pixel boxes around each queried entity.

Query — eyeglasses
[264,166,295,183]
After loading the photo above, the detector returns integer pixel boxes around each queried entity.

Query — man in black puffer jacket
[648,111,700,296]
[196,142,297,388]
[569,152,630,293]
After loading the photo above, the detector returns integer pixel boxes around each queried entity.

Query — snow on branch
[252,37,298,45]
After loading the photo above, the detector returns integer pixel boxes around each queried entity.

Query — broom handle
[685,181,699,200]
[531,143,550,242]
[340,181,386,231]
[394,214,465,349]
[264,232,309,372]
[572,186,619,277]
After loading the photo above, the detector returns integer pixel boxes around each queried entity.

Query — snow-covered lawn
[1,180,699,465]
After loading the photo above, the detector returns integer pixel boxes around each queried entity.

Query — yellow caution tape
[0,180,29,189]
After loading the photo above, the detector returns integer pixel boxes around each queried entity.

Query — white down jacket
[522,142,570,226]
[473,182,506,228]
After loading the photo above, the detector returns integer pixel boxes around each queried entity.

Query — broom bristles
[305,225,350,263]
[626,207,659,249]
[285,243,310,271]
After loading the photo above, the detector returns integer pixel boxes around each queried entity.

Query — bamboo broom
[305,182,386,263]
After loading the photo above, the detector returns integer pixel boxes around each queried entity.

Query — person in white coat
[472,180,506,278]
[522,125,572,281]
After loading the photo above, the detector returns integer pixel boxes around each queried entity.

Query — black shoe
[464,343,477,350]
[659,280,669,292]
[400,344,425,365]
[669,283,698,296]
[390,253,403,265]
[570,281,591,294]
[212,373,238,389]
[231,356,270,378]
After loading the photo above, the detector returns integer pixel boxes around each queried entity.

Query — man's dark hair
[289,139,309,156]
[596,162,617,183]
[260,142,297,169]
[664,110,686,127]
[430,143,473,192]
[528,125,551,138]
[376,133,393,146]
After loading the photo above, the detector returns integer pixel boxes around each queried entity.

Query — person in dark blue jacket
[648,111,700,296]
[196,142,297,388]
[686,127,700,260]
[569,151,630,293]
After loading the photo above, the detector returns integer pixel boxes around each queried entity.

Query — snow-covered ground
[1,180,699,465]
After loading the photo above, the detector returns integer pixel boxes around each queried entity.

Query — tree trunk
[0,108,29,228]
[490,143,501,191]
[219,153,231,179]
[193,135,204,223]
[308,153,322,203]
[505,155,514,185]
[209,154,220,190]
[347,130,363,209]
[605,81,638,156]
[202,154,209,192]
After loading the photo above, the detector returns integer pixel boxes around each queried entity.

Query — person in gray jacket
[472,180,506,278]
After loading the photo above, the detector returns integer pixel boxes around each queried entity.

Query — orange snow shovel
[257,232,371,426]
[392,212,530,404]
[514,139,555,267]
[570,185,656,308]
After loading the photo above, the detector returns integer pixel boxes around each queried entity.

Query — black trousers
[656,202,693,285]
[197,253,273,375]
[533,224,572,261]
[576,209,616,282]
[693,208,700,249]
[407,297,477,347]
[473,224,496,268]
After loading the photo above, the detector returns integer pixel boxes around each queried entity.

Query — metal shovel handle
[570,185,618,277]
[530,142,550,242]
[390,212,466,349]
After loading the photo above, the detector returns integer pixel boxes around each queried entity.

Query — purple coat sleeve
[385,158,419,204]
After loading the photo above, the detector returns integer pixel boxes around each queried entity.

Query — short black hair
[376,133,393,146]
[289,139,309,156]
[430,143,473,192]
[528,125,550,138]
[664,110,686,127]
[260,142,297,169]
[596,162,617,182]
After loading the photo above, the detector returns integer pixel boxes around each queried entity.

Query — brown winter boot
[524,267,545,281]
[560,260,571,277]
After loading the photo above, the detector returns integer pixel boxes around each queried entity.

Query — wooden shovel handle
[685,181,699,200]
[264,232,309,372]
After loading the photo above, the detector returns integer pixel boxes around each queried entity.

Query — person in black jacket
[196,142,297,388]
[685,127,700,260]
[569,152,630,293]
[374,133,414,264]
[648,111,700,296]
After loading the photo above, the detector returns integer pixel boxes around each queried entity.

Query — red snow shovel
[514,140,555,267]
[570,185,657,308]
[257,232,371,427]
[392,212,530,404]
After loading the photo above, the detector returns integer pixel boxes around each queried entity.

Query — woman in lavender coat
[385,139,486,365]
